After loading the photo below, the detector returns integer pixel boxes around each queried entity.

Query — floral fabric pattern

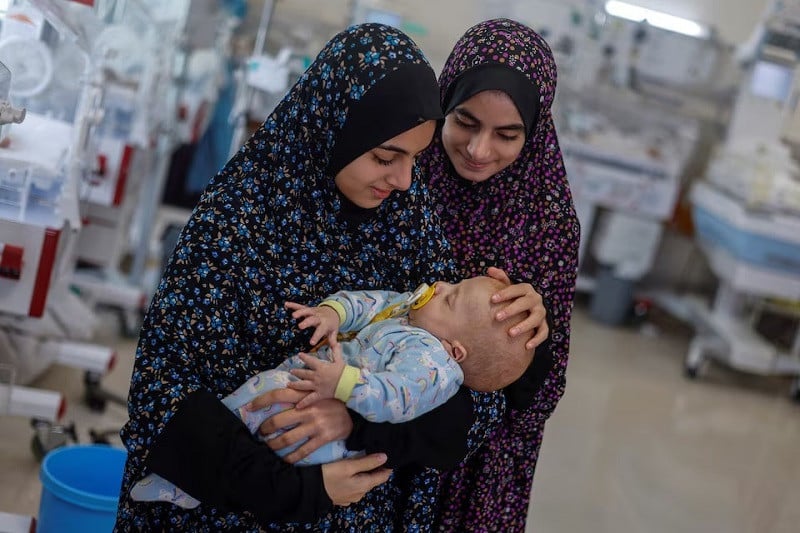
[419,19,581,532]
[114,23,504,532]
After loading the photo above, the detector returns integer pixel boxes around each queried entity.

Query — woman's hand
[321,453,392,506]
[487,266,548,350]
[247,388,353,464]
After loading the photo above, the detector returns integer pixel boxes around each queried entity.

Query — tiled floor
[0,316,134,520]
[2,304,799,532]
[528,307,800,533]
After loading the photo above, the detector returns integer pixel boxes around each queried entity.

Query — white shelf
[71,270,145,310]
[0,511,35,533]
[41,340,115,375]
[1,383,64,421]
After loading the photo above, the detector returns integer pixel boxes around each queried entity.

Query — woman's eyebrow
[456,108,524,131]
[377,144,409,155]
[455,108,480,124]
[498,123,525,132]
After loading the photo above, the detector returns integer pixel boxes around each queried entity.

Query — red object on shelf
[112,145,135,206]
[56,396,67,421]
[191,101,210,143]
[107,351,117,372]
[0,244,23,280]
[29,229,61,318]
[95,153,107,176]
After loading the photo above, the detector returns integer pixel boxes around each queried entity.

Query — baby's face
[408,276,502,343]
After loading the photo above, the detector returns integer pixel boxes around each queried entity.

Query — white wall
[264,0,772,72]
[627,0,769,44]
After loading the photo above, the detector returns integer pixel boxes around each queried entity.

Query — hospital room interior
[0,0,799,531]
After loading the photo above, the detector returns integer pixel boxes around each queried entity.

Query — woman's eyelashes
[497,131,520,142]
[372,153,395,166]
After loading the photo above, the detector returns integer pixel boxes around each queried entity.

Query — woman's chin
[456,165,493,183]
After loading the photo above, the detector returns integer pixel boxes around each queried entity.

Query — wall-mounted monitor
[362,9,402,28]
[750,59,794,103]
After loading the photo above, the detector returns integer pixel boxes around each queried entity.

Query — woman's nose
[466,133,491,161]
[386,160,413,191]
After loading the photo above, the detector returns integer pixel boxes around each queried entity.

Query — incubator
[704,142,800,214]
[0,72,75,320]
[687,186,800,393]
[0,0,241,458]
[0,59,73,423]
[558,86,699,295]
[0,0,211,431]
[685,1,800,397]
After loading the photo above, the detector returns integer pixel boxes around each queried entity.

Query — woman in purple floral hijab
[419,19,580,531]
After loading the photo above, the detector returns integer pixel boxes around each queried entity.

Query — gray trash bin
[589,266,634,326]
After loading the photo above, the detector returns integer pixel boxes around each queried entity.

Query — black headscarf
[329,62,441,176]
[443,63,540,136]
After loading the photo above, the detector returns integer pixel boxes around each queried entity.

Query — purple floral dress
[419,19,581,532]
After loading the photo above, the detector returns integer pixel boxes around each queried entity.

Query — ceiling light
[604,0,710,38]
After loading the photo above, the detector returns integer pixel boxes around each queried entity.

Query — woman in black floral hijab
[114,23,509,532]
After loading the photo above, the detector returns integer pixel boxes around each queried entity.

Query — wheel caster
[118,308,143,339]
[84,371,108,412]
[30,419,76,461]
[89,428,118,445]
[791,380,800,404]
[30,434,46,462]
[85,393,108,412]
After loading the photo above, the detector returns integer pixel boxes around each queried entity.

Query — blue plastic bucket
[38,445,126,533]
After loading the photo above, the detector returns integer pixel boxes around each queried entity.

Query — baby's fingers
[328,335,343,362]
[287,379,315,392]
[290,367,317,381]
[285,301,305,311]
[297,352,324,369]
[296,316,322,331]
[309,327,331,347]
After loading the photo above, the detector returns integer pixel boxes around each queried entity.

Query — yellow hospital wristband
[334,365,360,402]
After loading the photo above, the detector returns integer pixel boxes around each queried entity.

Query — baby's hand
[285,301,341,346]
[288,334,347,409]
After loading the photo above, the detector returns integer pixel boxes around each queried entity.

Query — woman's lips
[372,187,391,199]
[462,156,490,171]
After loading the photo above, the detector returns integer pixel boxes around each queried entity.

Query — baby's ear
[450,340,467,363]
